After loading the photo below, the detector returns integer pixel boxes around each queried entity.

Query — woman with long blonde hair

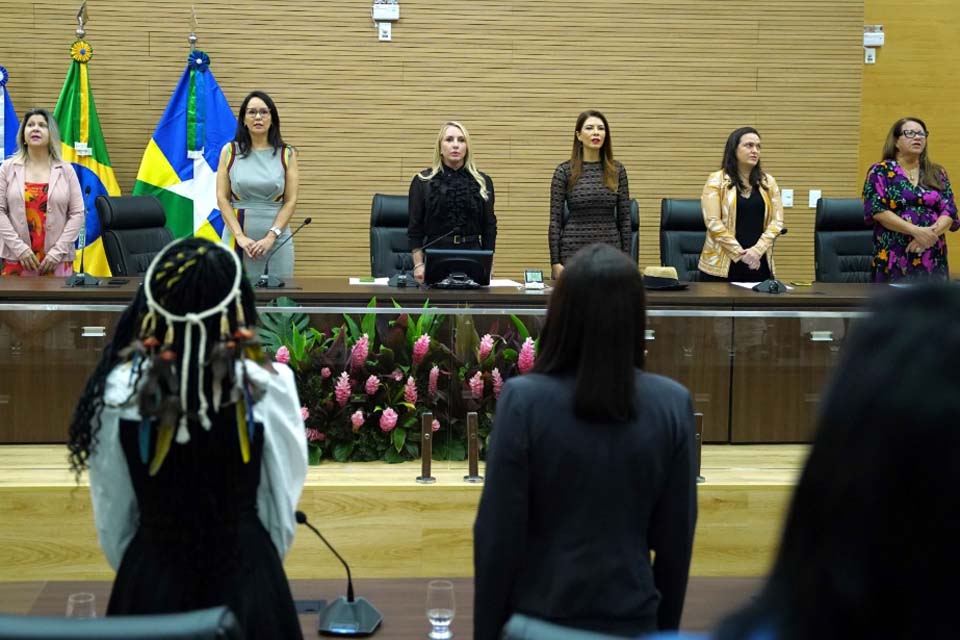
[408,121,497,284]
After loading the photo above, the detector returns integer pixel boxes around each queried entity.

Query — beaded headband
[142,239,243,445]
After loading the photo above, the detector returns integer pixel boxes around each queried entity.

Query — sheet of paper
[349,277,390,286]
[489,278,524,287]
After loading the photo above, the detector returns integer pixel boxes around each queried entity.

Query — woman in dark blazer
[407,121,496,284]
[473,243,698,639]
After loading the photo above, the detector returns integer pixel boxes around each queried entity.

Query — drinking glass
[65,592,97,618]
[426,579,455,639]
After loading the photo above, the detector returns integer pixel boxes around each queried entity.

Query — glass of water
[66,592,97,618]
[426,579,455,639]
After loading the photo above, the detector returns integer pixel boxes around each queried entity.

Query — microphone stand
[256,217,312,289]
[65,187,100,287]
[295,511,383,636]
[752,227,789,294]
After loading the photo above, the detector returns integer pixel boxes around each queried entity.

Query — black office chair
[0,606,242,639]
[659,198,706,281]
[369,194,412,277]
[561,199,640,264]
[814,197,873,283]
[96,195,175,277]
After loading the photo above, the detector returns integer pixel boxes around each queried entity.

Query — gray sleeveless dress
[228,147,294,279]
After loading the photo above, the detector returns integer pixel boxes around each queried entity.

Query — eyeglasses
[900,130,928,139]
[245,108,270,118]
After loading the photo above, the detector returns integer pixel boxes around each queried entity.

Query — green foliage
[258,296,309,353]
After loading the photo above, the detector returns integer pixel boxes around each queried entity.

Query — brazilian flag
[132,51,237,242]
[54,39,121,278]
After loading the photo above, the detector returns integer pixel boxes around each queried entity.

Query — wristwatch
[269,226,282,238]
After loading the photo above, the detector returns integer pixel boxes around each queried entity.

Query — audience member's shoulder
[241,360,296,394]
[554,160,572,174]
[639,370,691,400]
[103,362,136,405]
[502,372,560,397]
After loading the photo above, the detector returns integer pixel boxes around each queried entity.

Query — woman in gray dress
[216,91,300,279]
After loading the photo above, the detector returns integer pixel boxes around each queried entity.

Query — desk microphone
[753,227,788,294]
[256,217,312,289]
[295,510,382,636]
[66,186,100,287]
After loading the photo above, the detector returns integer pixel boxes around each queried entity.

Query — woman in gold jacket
[697,127,784,282]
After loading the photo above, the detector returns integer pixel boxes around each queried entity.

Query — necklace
[902,165,920,185]
[897,157,919,181]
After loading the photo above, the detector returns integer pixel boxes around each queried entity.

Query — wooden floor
[0,444,807,582]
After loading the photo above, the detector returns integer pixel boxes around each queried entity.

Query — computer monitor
[424,248,494,288]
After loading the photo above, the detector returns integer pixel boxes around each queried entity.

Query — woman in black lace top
[408,121,497,284]
[549,110,632,280]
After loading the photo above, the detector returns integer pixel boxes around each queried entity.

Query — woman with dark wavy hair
[474,243,697,639]
[216,90,300,280]
[548,110,632,280]
[862,116,958,281]
[68,237,307,638]
[698,127,784,282]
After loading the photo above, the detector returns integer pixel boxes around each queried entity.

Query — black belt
[452,234,481,245]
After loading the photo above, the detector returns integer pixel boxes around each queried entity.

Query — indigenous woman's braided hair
[67,237,260,479]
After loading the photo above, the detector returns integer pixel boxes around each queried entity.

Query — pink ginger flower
[335,371,351,407]
[300,406,310,421]
[492,367,504,399]
[412,334,431,367]
[432,419,441,432]
[428,365,440,398]
[380,408,398,432]
[306,428,325,442]
[321,367,332,379]
[351,410,365,432]
[274,346,290,364]
[392,369,404,382]
[469,371,484,399]
[518,337,536,374]
[365,374,380,396]
[404,376,418,404]
[351,334,370,370]
[478,334,494,361]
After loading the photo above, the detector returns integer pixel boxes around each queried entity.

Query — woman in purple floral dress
[862,116,958,282]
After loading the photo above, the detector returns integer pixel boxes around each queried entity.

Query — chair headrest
[96,196,167,231]
[660,199,705,231]
[371,194,409,227]
[816,198,870,231]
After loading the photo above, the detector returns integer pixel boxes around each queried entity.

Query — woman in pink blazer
[0,108,84,276]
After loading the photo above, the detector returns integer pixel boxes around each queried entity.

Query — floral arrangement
[258,298,539,464]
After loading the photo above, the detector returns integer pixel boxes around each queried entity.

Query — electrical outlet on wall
[809,190,822,208]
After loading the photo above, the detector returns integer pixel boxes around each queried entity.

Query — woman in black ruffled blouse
[408,121,497,284]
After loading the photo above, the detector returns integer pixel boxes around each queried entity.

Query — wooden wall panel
[0,1,863,282]
[860,0,960,273]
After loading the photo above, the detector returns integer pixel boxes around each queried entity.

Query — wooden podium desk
[0,278,879,444]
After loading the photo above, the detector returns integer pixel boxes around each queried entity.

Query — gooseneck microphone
[752,227,788,294]
[256,217,312,289]
[295,510,382,636]
[65,186,100,287]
